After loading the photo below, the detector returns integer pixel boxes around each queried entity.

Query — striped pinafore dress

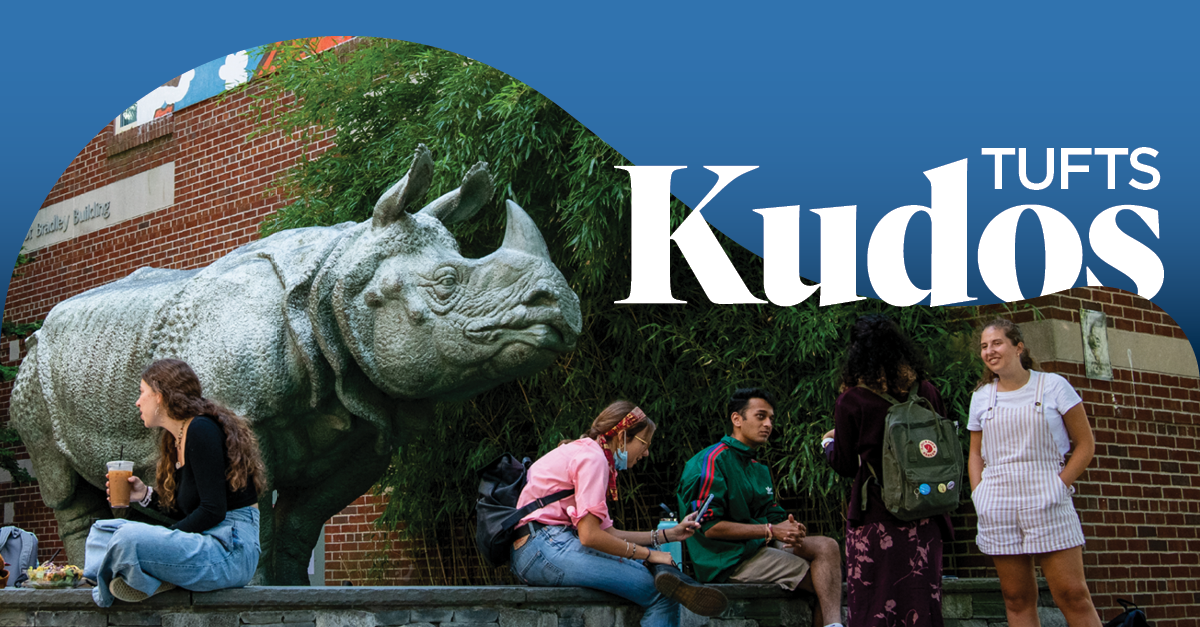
[973,372,1086,555]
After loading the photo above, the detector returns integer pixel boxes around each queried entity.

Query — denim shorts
[84,506,260,607]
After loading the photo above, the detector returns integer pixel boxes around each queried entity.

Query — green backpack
[860,384,964,521]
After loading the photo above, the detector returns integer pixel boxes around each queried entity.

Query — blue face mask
[614,447,629,471]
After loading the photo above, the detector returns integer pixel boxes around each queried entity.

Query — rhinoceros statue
[9,145,582,584]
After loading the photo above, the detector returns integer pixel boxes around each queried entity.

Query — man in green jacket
[677,387,844,627]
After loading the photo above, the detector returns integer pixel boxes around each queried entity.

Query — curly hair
[838,314,929,394]
[974,318,1037,390]
[142,359,267,510]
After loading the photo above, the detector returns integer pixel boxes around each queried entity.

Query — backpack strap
[856,383,904,406]
[497,488,576,535]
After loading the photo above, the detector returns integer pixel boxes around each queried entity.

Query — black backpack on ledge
[475,453,573,567]
[1104,599,1149,627]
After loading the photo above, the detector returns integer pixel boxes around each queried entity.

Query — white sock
[824,623,845,627]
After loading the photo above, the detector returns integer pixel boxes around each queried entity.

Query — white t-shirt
[968,371,1083,456]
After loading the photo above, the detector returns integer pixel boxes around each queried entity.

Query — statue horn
[500,200,552,261]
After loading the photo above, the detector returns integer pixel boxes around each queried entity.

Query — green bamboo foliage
[246,38,981,583]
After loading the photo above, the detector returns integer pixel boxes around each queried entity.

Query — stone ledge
[0,584,790,610]
[0,579,1061,627]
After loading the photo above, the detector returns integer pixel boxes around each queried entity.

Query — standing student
[822,314,953,626]
[970,318,1101,626]
[510,401,728,627]
[85,359,265,607]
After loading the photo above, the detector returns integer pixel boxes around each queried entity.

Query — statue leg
[53,484,111,567]
[254,445,392,585]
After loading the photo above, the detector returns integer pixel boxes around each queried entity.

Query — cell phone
[695,493,716,522]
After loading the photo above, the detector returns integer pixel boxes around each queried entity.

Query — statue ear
[419,161,493,225]
[373,145,434,227]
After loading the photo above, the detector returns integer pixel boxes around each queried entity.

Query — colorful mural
[116,37,353,132]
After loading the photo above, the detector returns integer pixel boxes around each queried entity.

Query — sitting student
[511,401,728,627]
[678,387,845,627]
[84,359,264,607]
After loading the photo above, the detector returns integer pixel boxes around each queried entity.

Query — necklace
[174,418,192,469]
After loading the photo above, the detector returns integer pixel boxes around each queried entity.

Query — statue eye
[432,268,458,300]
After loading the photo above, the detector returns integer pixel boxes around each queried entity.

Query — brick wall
[0,68,360,569]
[323,493,415,586]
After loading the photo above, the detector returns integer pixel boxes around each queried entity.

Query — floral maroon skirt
[845,517,944,627]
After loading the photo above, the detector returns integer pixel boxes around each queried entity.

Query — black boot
[646,563,729,617]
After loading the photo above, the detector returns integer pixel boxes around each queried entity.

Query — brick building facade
[0,65,407,586]
[1,44,1196,625]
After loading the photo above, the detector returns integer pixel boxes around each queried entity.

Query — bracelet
[766,523,773,540]
[138,486,154,507]
[651,529,661,550]
[820,437,835,449]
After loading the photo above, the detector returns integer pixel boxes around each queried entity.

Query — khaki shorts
[727,541,811,591]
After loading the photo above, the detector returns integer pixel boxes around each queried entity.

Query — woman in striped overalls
[968,318,1101,627]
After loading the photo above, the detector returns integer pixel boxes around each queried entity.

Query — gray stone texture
[370,611,410,626]
[9,145,582,585]
[580,607,613,627]
[777,599,811,627]
[0,610,30,627]
[314,611,375,627]
[1037,607,1067,627]
[408,609,453,624]
[497,609,555,627]
[107,611,163,626]
[283,613,317,623]
[161,614,239,627]
[239,613,284,625]
[451,609,499,623]
[32,611,106,627]
[942,592,973,619]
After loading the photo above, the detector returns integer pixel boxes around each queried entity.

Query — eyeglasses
[633,435,650,446]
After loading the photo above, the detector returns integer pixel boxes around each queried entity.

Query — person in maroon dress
[822,314,954,627]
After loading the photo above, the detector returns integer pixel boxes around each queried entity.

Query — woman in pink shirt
[510,401,727,626]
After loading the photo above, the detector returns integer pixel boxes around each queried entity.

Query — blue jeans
[509,525,679,627]
[83,506,260,607]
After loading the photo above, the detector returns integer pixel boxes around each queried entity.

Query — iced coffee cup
[107,461,135,518]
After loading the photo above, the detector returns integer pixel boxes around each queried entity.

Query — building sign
[24,162,175,252]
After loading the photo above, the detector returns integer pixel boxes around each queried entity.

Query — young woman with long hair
[84,359,266,607]
[822,314,953,626]
[970,318,1101,626]
[510,401,728,626]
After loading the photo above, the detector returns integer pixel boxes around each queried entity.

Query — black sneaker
[648,563,729,617]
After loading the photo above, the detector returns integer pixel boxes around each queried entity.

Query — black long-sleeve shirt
[151,415,259,533]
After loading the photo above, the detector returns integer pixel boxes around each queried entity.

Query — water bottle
[656,518,684,565]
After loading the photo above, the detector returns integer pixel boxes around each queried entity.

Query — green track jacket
[676,435,789,583]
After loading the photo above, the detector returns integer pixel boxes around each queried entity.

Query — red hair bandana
[596,407,646,500]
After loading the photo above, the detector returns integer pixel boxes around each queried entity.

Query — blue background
[3,3,1197,337]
